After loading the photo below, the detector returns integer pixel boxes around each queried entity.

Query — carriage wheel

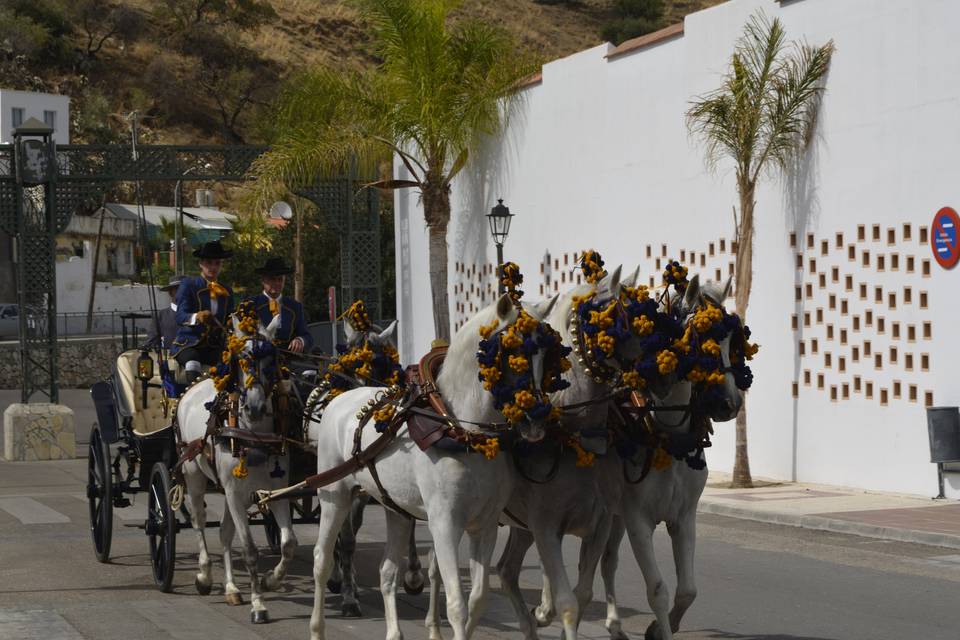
[146,462,177,593]
[87,425,113,563]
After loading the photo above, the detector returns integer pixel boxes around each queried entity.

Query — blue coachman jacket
[170,276,234,356]
[247,293,313,352]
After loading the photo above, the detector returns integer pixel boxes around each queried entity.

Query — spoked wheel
[146,462,177,592]
[86,425,113,563]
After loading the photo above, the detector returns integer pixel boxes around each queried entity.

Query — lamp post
[486,199,514,295]
[173,164,211,275]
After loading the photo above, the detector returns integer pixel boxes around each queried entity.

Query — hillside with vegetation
[0,0,724,146]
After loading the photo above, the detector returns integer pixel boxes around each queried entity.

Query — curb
[698,499,960,551]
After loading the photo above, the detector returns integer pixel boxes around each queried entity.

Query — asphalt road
[1,459,959,640]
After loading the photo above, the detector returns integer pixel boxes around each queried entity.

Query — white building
[395,0,960,498]
[0,89,70,143]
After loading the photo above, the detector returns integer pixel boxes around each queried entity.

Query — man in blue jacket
[170,240,235,383]
[247,257,313,354]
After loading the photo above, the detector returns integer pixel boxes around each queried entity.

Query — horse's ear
[721,275,733,300]
[540,293,559,320]
[496,293,518,323]
[343,318,357,343]
[683,273,701,312]
[597,264,622,299]
[261,313,281,341]
[378,320,398,344]
[622,266,640,288]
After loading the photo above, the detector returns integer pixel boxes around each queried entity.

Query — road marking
[132,598,263,640]
[0,497,70,524]
[0,609,84,640]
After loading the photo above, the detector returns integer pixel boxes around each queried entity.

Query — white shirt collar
[264,292,282,304]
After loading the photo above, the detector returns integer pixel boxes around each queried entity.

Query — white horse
[307,294,560,640]
[306,319,426,617]
[526,275,744,640]
[177,311,297,624]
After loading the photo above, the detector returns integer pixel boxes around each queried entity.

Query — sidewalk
[700,471,960,550]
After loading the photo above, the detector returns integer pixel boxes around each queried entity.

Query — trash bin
[926,406,960,499]
[927,406,960,463]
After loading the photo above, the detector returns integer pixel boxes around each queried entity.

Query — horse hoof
[341,602,362,618]
[532,607,552,628]
[195,577,212,596]
[403,572,425,595]
[225,592,244,606]
[251,609,270,624]
[327,579,342,594]
[609,629,630,640]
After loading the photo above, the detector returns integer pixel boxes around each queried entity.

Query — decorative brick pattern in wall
[790,224,934,408]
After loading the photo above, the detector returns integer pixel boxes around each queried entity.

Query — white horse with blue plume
[175,300,295,624]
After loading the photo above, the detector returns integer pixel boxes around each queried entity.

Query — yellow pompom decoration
[702,339,721,357]
[373,404,396,424]
[472,437,500,460]
[692,305,723,332]
[500,329,522,350]
[745,342,760,360]
[232,456,248,479]
[632,315,655,336]
[502,403,525,423]
[567,436,596,468]
[652,447,672,471]
[597,332,616,356]
[515,310,539,335]
[508,354,529,373]
[656,349,678,375]
[514,390,536,410]
[622,370,645,389]
[479,319,500,339]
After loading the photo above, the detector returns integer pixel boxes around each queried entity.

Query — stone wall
[0,337,122,389]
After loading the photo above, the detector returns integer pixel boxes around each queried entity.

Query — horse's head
[674,274,755,423]
[227,303,282,424]
[474,293,571,443]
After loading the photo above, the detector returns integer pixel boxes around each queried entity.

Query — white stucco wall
[394,0,960,497]
[0,90,70,144]
[56,250,156,315]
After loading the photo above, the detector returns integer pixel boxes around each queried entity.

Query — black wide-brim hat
[255,256,294,276]
[193,240,233,260]
[159,276,183,292]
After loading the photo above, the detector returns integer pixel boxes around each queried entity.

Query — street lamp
[486,199,514,295]
[173,163,212,276]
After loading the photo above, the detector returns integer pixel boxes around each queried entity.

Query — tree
[155,0,275,33]
[252,0,538,342]
[223,209,275,296]
[601,0,664,45]
[68,0,145,60]
[686,13,833,488]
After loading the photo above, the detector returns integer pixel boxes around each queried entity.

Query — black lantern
[486,199,514,294]
[136,350,154,381]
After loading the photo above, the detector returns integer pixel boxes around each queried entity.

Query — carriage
[86,314,320,592]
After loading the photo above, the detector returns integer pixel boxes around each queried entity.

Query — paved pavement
[700,471,960,550]
[1,459,960,639]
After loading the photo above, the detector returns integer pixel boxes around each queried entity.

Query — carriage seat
[115,350,171,436]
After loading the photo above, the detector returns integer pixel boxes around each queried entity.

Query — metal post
[935,463,946,500]
[496,243,505,295]
[174,179,182,276]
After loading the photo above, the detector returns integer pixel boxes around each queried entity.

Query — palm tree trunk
[732,180,755,488]
[422,182,452,343]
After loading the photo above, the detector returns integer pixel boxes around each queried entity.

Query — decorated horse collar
[210,300,282,395]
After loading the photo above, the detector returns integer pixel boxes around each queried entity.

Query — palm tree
[686,13,834,488]
[250,0,538,341]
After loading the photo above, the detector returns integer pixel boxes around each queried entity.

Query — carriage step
[113,497,131,508]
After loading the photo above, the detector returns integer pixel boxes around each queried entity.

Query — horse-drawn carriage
[86,313,320,592]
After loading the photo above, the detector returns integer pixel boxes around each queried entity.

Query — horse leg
[464,524,499,637]
[425,549,444,640]
[623,512,672,640]
[429,516,468,640]
[310,489,352,640]
[404,523,425,594]
[337,493,363,617]
[220,499,243,605]
[664,513,697,635]
[602,516,628,640]
[533,571,556,627]
[572,516,613,634]
[183,465,212,595]
[495,526,539,640]
[382,509,414,640]
[225,490,268,624]
[532,525,579,640]
[261,500,298,592]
